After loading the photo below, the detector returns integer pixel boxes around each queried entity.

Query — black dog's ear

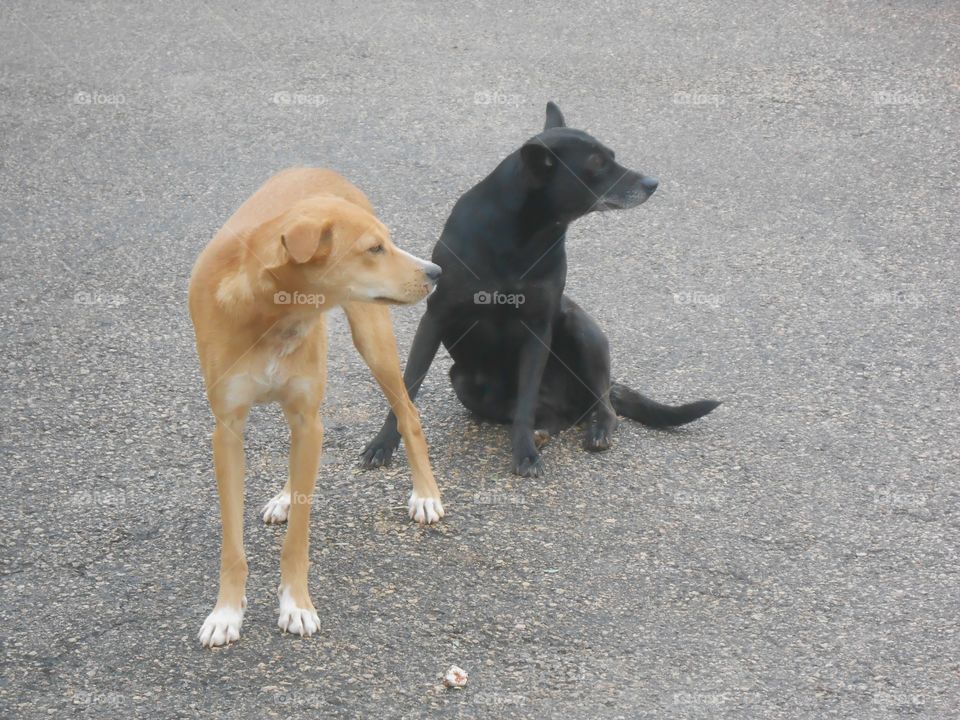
[521,139,556,184]
[544,101,566,130]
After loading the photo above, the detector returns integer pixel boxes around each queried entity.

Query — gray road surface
[1,1,958,718]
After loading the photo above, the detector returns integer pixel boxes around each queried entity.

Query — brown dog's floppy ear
[281,217,333,264]
[544,101,566,130]
[520,139,556,185]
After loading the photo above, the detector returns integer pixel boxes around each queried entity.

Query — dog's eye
[586,153,605,172]
[369,244,385,255]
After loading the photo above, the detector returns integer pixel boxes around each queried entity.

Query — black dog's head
[520,102,658,222]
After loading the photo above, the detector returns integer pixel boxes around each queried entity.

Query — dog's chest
[225,319,319,408]
[266,321,311,373]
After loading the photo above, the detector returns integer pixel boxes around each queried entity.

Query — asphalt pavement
[1,1,958,718]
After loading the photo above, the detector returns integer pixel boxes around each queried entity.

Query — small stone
[442,665,468,688]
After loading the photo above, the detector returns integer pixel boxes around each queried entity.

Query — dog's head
[519,102,659,221]
[274,198,440,306]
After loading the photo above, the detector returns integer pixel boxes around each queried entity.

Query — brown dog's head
[274,198,441,306]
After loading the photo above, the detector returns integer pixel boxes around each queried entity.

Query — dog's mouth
[595,175,657,211]
[370,279,436,305]
[595,192,649,212]
[595,197,633,212]
[372,290,431,305]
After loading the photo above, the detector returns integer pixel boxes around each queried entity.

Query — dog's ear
[521,139,556,185]
[281,217,333,264]
[544,101,566,130]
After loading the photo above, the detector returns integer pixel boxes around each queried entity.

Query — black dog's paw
[358,438,397,470]
[583,412,617,452]
[583,425,613,452]
[512,453,545,478]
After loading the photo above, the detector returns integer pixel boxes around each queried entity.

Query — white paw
[261,491,291,524]
[277,586,320,637]
[408,490,444,524]
[198,598,246,647]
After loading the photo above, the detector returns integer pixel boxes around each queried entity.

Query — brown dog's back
[216,167,375,246]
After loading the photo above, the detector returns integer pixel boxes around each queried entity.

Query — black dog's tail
[609,383,721,428]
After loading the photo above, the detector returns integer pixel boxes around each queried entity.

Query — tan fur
[189,167,443,647]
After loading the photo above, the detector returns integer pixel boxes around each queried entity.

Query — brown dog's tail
[609,382,720,428]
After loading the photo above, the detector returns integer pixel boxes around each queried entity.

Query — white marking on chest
[223,320,315,408]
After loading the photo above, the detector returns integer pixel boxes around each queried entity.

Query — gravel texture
[1,1,958,718]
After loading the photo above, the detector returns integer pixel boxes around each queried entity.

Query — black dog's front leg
[359,309,443,469]
[511,320,553,477]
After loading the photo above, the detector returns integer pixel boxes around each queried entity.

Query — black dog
[361,102,719,477]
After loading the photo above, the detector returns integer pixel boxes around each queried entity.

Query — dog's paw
[277,586,320,637]
[198,599,246,648]
[408,490,444,524]
[583,425,613,452]
[261,491,291,524]
[358,439,396,470]
[513,453,545,478]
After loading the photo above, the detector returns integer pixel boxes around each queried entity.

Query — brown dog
[189,167,444,647]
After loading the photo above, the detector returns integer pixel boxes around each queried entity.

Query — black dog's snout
[641,176,659,195]
[425,264,442,282]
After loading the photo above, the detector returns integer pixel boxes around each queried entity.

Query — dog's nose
[641,176,659,195]
[425,263,442,282]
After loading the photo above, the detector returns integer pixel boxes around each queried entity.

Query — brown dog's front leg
[343,302,443,524]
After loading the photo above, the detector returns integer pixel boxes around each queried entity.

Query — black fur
[361,102,720,477]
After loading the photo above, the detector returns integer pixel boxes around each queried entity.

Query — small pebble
[443,665,468,688]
